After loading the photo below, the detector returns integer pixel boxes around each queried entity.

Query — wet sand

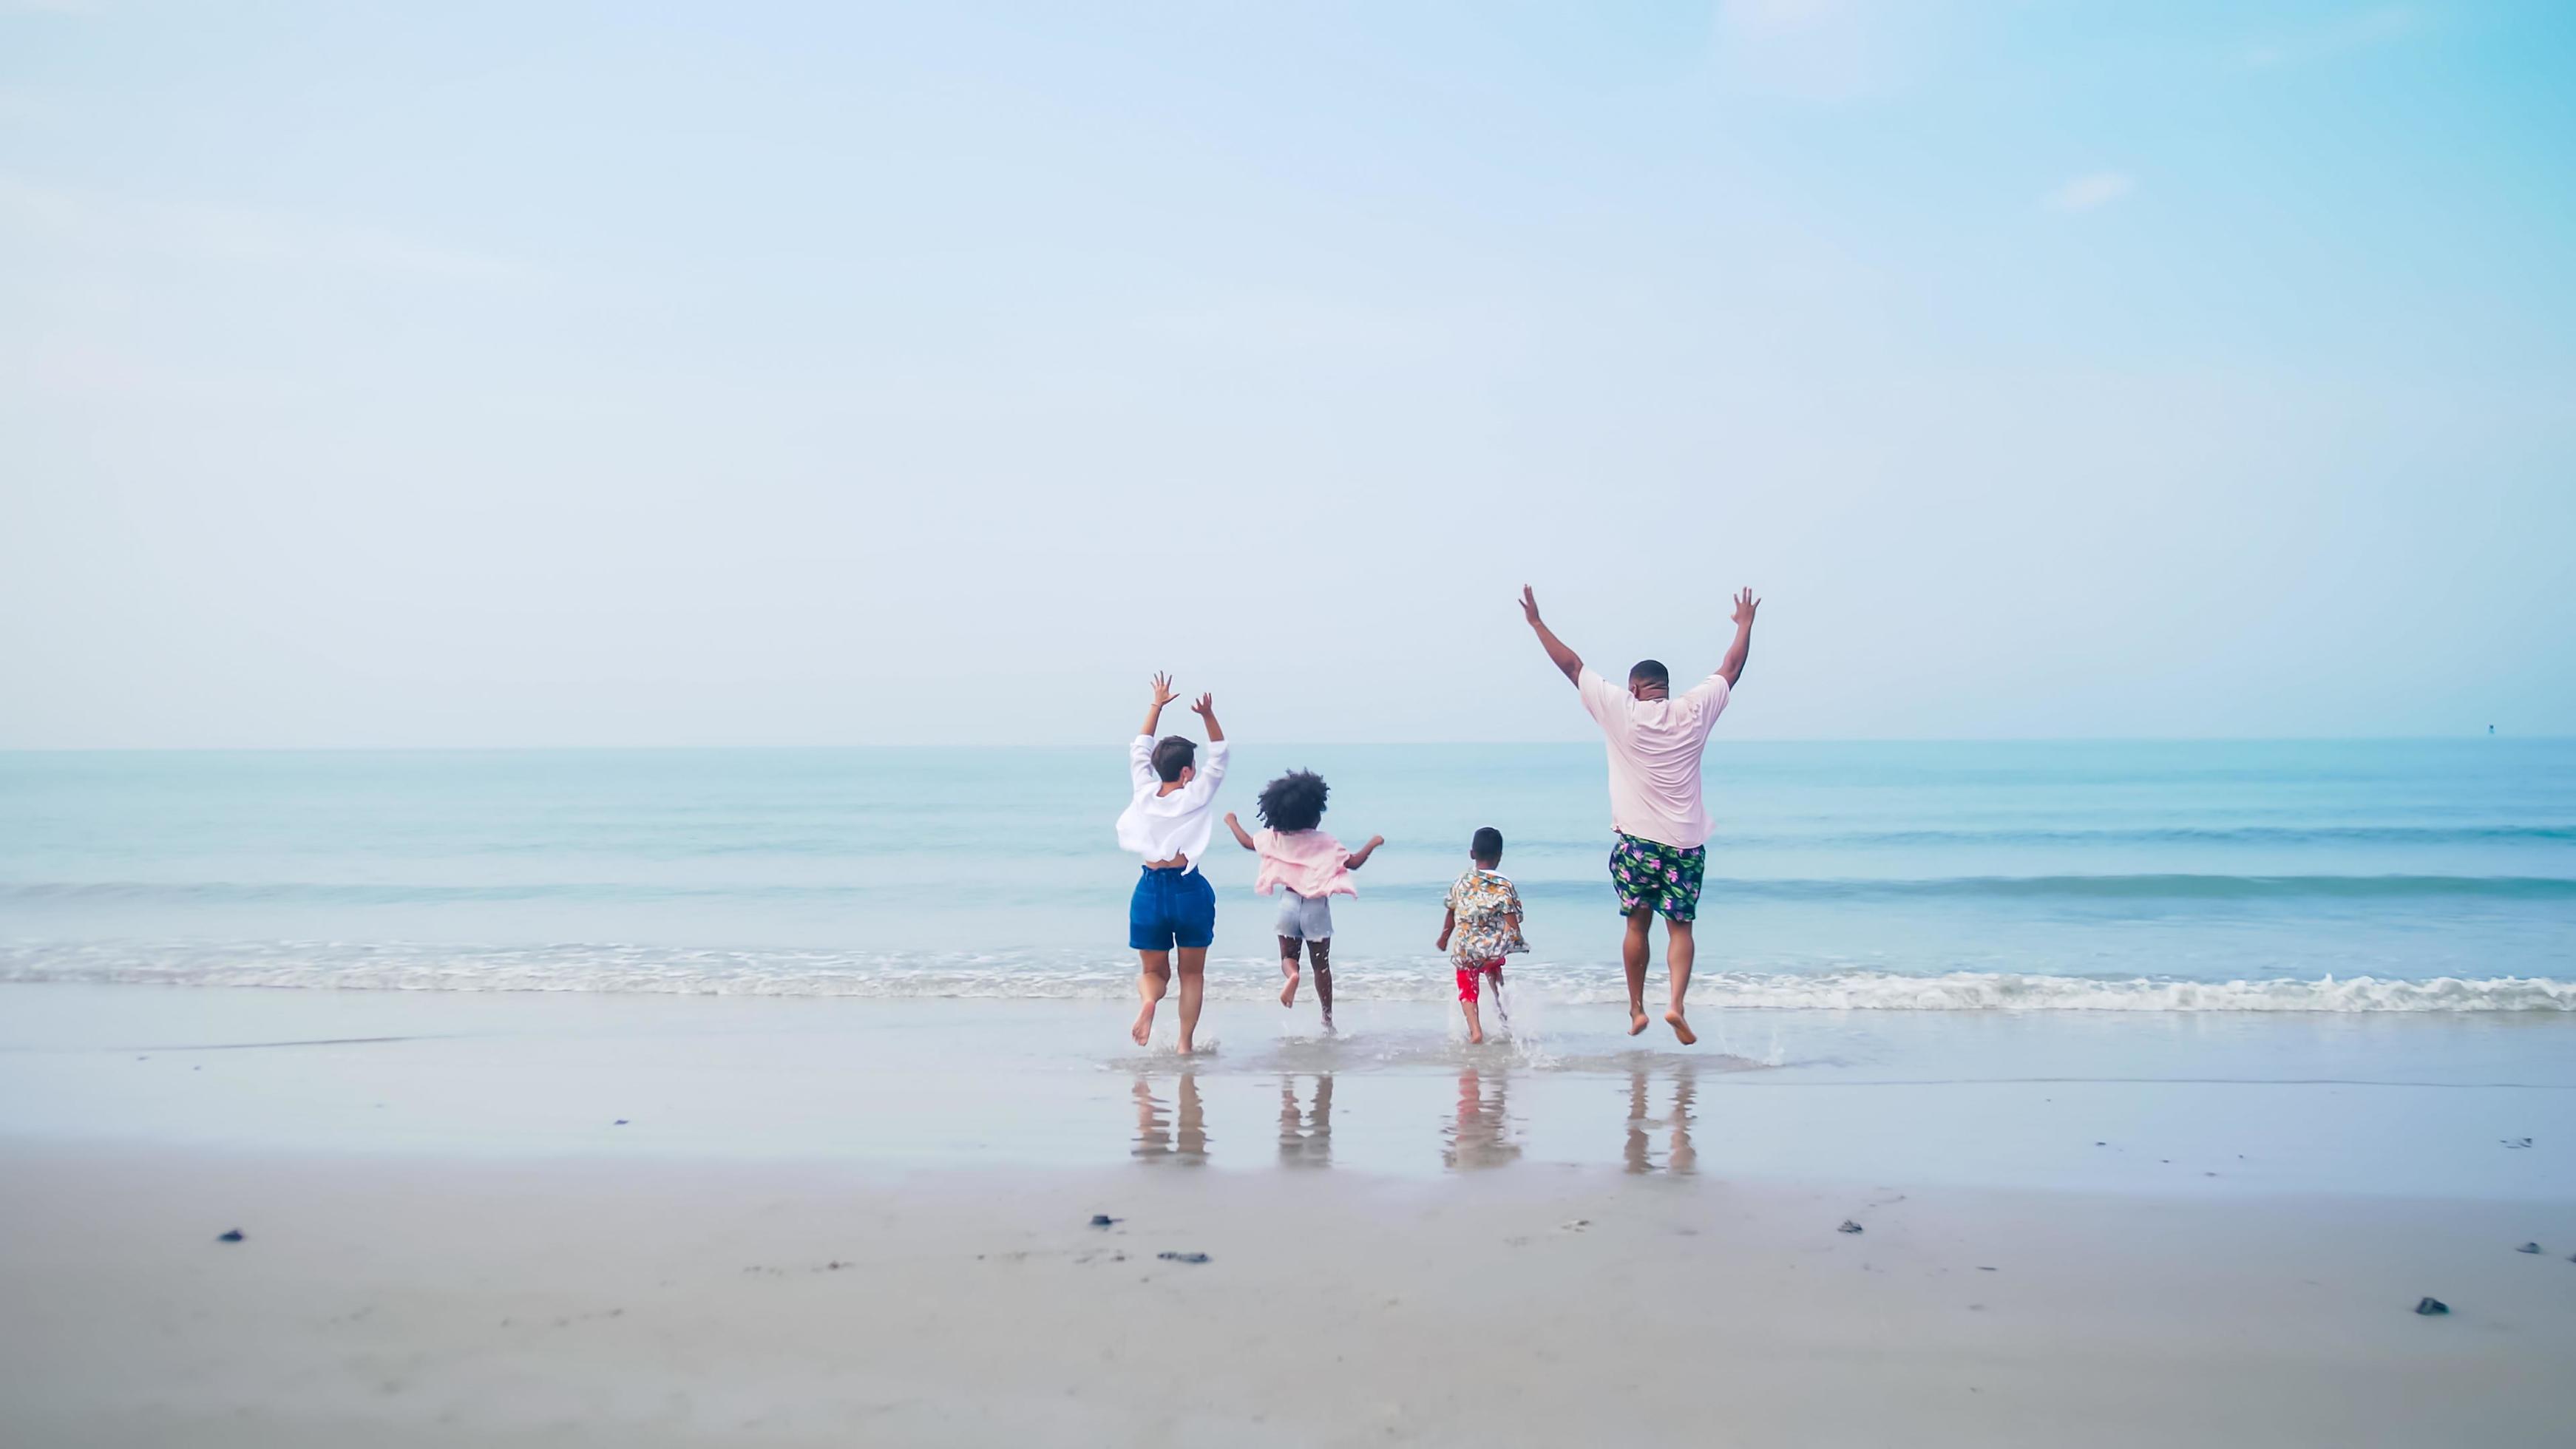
[6,1144,2575,1447]
[3,984,2574,1445]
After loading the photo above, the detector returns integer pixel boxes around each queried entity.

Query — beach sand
[4,984,2573,1446]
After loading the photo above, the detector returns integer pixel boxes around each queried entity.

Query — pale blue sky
[4,1,2570,746]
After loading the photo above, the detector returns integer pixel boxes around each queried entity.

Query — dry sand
[5,1140,2574,1448]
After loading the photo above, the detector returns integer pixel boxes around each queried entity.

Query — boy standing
[1115,673,1227,1053]
[1519,585,1758,1045]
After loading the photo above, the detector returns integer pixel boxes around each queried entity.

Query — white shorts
[1275,891,1334,943]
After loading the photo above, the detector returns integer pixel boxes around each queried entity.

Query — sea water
[4,739,2569,1011]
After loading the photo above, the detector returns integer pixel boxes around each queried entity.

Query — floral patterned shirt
[1445,868,1527,964]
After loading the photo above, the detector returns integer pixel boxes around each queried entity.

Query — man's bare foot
[1628,1011,1651,1036]
[1280,963,1300,1008]
[1665,1009,1698,1045]
[1131,1004,1156,1046]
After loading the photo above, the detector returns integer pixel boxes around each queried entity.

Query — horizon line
[0,734,2562,756]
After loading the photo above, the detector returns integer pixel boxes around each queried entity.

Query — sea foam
[5,941,2572,1011]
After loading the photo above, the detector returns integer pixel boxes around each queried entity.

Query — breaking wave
[4,941,2572,1011]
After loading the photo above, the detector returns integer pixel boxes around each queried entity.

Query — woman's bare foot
[1280,960,1301,1008]
[1131,1003,1156,1046]
[1628,1011,1651,1036]
[1664,1009,1698,1045]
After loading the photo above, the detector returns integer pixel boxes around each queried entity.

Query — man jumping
[1520,584,1758,1045]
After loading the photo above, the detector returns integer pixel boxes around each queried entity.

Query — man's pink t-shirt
[1577,668,1731,849]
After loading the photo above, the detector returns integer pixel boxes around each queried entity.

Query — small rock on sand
[2413,1297,2449,1316]
[1157,1251,1210,1264]
[217,1229,244,1243]
[1837,1221,1863,1235]
[2515,1243,2542,1254]
[1089,1214,1119,1228]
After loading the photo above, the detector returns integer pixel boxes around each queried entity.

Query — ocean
[4,739,2569,1012]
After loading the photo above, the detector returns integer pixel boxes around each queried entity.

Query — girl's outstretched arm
[1223,812,1258,852]
[1344,834,1386,869]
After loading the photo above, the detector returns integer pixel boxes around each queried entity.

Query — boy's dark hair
[1471,827,1504,863]
[1629,659,1670,690]
[1255,769,1329,832]
[1151,736,1196,783]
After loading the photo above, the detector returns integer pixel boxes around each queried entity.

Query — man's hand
[1522,586,1582,684]
[1720,588,1759,688]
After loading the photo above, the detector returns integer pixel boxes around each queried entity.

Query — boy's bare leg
[1133,951,1171,1045]
[1175,947,1207,1053]
[1663,920,1698,1045]
[1462,994,1484,1045]
[1309,939,1334,1030]
[1278,934,1301,1008]
[1489,966,1511,1028]
[1621,910,1653,1035]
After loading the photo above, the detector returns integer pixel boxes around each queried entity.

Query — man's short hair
[1628,659,1670,690]
[1151,736,1196,783]
[1471,827,1504,863]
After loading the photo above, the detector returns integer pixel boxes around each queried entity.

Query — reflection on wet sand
[1623,1064,1698,1175]
[1132,1071,1208,1165]
[1442,1066,1522,1170]
[1278,1074,1333,1167]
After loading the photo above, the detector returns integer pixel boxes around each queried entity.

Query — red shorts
[1455,959,1504,1002]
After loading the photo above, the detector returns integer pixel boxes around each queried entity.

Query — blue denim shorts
[1129,866,1216,951]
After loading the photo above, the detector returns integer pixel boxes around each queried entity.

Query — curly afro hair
[1255,769,1329,833]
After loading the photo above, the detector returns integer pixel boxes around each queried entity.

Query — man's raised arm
[1520,586,1582,685]
[1718,588,1759,688]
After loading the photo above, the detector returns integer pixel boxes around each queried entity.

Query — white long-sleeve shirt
[1114,735,1230,867]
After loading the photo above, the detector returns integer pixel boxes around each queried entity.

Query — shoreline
[5,984,2574,1442]
[5,1139,2574,1446]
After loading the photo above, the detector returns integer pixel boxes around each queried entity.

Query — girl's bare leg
[1309,938,1335,1030]
[1175,948,1207,1053]
[1278,934,1301,1008]
[1133,951,1171,1045]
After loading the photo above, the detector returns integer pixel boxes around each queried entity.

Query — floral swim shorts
[1609,832,1706,923]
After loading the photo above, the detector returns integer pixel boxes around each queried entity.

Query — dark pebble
[2413,1297,2448,1316]
[1157,1251,1210,1264]
[1090,1214,1119,1228]
[217,1229,244,1243]
[2515,1242,2542,1254]
[1837,1221,1863,1235]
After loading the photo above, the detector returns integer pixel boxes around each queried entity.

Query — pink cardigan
[1253,829,1355,899]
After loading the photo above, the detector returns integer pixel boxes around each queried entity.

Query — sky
[3,1,2571,747]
